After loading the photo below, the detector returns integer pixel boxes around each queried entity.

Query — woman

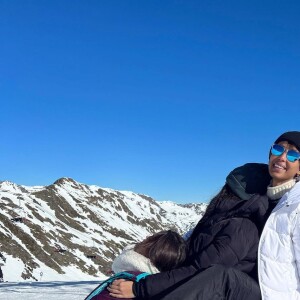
[161,131,300,300]
[85,231,187,300]
[107,162,271,299]
[258,131,300,300]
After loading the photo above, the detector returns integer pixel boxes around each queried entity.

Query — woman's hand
[107,279,135,298]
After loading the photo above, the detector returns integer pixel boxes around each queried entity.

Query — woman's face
[269,141,300,186]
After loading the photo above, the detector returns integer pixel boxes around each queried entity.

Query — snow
[0,256,107,299]
[0,177,206,285]
[0,281,101,300]
[2,255,107,282]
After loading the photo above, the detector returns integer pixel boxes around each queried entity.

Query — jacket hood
[226,163,271,201]
[209,163,271,224]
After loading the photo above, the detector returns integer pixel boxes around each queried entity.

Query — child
[112,230,187,274]
[84,230,187,300]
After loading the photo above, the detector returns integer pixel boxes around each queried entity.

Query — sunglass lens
[287,150,300,162]
[271,144,284,156]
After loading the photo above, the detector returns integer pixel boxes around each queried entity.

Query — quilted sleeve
[191,218,259,270]
[292,210,300,279]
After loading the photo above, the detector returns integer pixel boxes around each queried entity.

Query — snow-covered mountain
[0,178,207,282]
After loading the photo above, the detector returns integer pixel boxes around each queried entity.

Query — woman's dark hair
[134,230,187,272]
[197,184,240,225]
[188,184,241,243]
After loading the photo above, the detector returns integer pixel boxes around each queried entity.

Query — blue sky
[1,1,300,203]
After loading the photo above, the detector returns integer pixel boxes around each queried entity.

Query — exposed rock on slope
[0,178,207,281]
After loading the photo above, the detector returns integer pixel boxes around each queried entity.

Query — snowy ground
[0,260,107,300]
[0,281,101,300]
[0,255,107,299]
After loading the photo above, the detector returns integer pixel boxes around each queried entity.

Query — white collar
[267,179,296,200]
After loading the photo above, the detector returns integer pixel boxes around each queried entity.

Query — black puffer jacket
[133,163,271,299]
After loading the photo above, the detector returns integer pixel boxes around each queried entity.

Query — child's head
[134,230,187,272]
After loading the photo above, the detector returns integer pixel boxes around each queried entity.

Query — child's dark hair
[134,230,187,272]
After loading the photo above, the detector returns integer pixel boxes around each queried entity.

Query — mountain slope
[0,178,207,281]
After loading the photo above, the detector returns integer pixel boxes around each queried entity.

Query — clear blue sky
[1,1,299,203]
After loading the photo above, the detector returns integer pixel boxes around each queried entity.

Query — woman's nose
[278,150,288,160]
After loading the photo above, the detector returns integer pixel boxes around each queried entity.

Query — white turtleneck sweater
[267,179,296,200]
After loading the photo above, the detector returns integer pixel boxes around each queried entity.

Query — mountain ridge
[0,177,207,281]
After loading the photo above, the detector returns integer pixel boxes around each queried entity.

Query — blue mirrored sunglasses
[270,144,300,162]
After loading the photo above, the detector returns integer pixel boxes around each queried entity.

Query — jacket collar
[276,181,300,207]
